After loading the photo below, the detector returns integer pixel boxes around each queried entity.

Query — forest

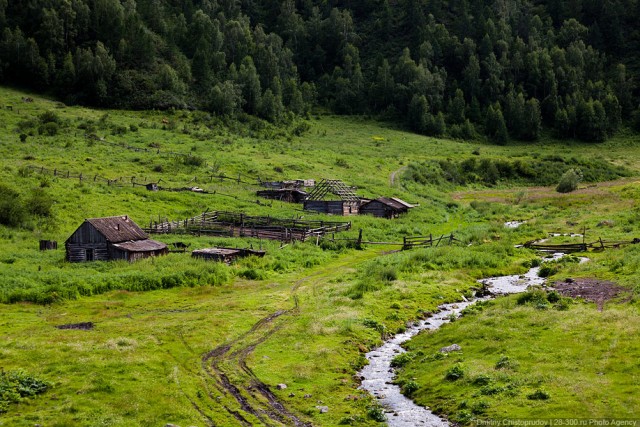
[1,0,639,142]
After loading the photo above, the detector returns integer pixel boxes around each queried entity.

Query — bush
[183,155,205,167]
[0,370,49,413]
[527,389,550,400]
[39,111,60,124]
[366,405,386,422]
[0,184,27,227]
[39,122,59,136]
[556,168,583,193]
[27,189,54,217]
[391,352,414,368]
[402,380,419,396]
[495,355,516,370]
[445,363,465,381]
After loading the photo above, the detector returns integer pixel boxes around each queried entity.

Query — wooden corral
[257,188,308,203]
[66,216,168,262]
[303,179,360,216]
[359,197,414,218]
[192,247,266,263]
[144,211,351,242]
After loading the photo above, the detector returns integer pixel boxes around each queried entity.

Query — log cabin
[65,215,168,262]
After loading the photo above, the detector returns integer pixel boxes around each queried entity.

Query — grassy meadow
[0,86,639,426]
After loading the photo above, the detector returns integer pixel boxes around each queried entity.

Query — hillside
[1,0,640,142]
[0,87,639,425]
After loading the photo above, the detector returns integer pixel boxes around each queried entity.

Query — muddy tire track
[196,252,382,426]
[200,303,310,426]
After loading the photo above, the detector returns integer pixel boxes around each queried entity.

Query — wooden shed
[303,179,360,216]
[65,216,168,262]
[359,197,414,218]
[192,247,266,263]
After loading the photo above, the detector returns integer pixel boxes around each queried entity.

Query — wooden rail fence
[403,233,459,250]
[523,237,640,253]
[144,211,352,242]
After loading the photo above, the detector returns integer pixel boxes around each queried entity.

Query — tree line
[1,0,639,143]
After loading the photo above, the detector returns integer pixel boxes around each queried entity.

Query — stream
[358,254,564,426]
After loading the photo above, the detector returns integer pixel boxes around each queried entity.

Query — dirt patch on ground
[56,322,94,330]
[553,278,628,310]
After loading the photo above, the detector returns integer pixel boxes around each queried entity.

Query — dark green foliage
[0,0,637,135]
[527,389,550,400]
[183,155,205,167]
[26,188,54,217]
[556,168,583,193]
[405,156,627,188]
[391,352,414,368]
[401,380,419,396]
[366,405,386,422]
[495,355,516,370]
[0,370,49,413]
[0,184,27,226]
[445,364,465,381]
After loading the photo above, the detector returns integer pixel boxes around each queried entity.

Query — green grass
[0,85,639,425]
[396,294,640,423]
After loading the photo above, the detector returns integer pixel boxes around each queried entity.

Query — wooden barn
[192,247,266,263]
[65,216,168,262]
[359,197,414,218]
[257,188,308,203]
[303,179,360,216]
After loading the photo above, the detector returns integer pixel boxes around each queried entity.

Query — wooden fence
[144,211,352,242]
[523,237,640,253]
[403,233,459,250]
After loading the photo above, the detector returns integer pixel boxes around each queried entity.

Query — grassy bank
[395,290,640,423]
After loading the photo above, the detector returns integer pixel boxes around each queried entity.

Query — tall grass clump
[347,259,399,299]
[0,256,230,304]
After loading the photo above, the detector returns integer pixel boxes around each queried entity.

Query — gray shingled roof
[86,216,149,243]
[111,239,167,252]
[365,197,414,210]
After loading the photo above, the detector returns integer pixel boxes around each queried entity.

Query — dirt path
[195,250,382,426]
[389,165,407,187]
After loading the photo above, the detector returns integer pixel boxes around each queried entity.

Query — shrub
[183,155,205,167]
[556,168,583,193]
[0,370,49,413]
[39,111,60,124]
[473,374,492,386]
[495,355,516,370]
[445,363,465,381]
[39,122,59,136]
[402,380,419,396]
[27,189,54,217]
[391,352,414,368]
[366,405,386,422]
[0,185,27,226]
[527,389,550,400]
